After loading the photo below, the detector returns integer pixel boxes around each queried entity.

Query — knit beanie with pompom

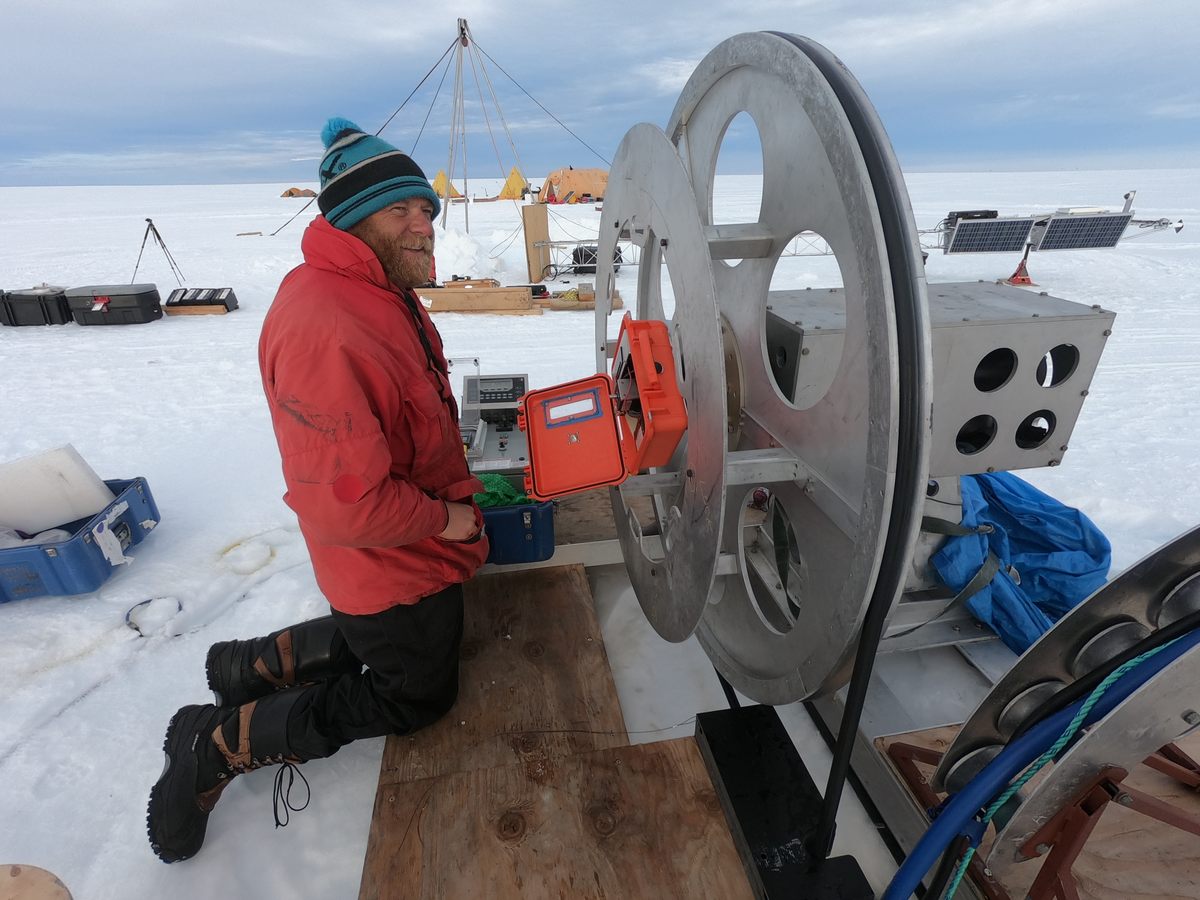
[316,117,441,230]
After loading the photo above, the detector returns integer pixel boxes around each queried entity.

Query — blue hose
[881,626,1200,900]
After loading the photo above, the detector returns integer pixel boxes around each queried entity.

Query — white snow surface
[0,170,1198,898]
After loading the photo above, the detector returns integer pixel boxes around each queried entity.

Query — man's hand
[437,501,480,541]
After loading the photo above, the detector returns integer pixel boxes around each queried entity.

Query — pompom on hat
[316,117,441,230]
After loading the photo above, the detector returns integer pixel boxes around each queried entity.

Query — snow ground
[0,169,1197,898]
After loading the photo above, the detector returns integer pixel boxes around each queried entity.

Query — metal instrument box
[765,281,1114,477]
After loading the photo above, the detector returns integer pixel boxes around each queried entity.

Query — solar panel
[946,217,1036,254]
[1036,213,1133,251]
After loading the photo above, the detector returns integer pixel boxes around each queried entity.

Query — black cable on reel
[1012,606,1200,740]
[764,30,931,867]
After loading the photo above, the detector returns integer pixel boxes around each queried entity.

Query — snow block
[481,500,554,565]
[0,478,161,603]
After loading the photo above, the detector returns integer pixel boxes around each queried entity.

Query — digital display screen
[480,378,514,392]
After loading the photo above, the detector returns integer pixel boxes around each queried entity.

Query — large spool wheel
[595,32,931,704]
[593,124,730,644]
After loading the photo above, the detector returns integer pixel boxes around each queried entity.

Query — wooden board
[522,203,550,284]
[417,285,533,312]
[0,865,72,899]
[377,565,628,785]
[359,737,755,900]
[878,726,1200,899]
[442,278,499,288]
[550,488,656,546]
[533,289,623,310]
[163,306,230,315]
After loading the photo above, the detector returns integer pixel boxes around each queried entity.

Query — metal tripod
[131,217,186,285]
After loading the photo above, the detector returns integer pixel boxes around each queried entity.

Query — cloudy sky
[3,0,1197,186]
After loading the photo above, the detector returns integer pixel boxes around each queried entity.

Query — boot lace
[271,758,311,828]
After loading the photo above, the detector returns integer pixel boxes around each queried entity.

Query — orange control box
[611,314,688,472]
[518,314,688,501]
[518,375,627,500]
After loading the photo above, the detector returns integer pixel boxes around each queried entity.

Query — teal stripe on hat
[324,175,442,229]
[316,116,440,230]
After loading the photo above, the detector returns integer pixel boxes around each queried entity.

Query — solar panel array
[1036,213,1133,250]
[946,217,1036,254]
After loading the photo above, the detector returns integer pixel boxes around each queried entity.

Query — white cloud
[14,132,315,176]
[632,58,702,95]
[1150,98,1200,120]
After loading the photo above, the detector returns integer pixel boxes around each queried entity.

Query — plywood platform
[359,564,753,899]
[376,566,628,785]
[362,738,754,900]
[878,725,1200,899]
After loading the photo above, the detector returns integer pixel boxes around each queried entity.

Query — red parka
[259,216,488,614]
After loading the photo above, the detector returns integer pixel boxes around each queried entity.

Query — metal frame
[505,29,1196,898]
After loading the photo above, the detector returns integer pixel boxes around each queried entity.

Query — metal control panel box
[765,281,1114,477]
[460,374,530,476]
[460,374,529,427]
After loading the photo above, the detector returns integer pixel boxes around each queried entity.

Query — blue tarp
[930,472,1111,654]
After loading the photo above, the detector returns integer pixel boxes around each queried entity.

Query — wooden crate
[416,285,540,314]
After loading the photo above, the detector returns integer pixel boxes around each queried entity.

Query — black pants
[283,584,464,760]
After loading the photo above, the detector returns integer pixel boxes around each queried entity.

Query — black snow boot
[205,615,360,707]
[147,690,311,863]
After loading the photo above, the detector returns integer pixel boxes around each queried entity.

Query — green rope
[943,637,1179,899]
[473,473,534,508]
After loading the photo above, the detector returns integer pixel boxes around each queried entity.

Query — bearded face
[349,215,435,289]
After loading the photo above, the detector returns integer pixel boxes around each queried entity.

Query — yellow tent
[431,170,464,199]
[539,167,607,204]
[496,167,528,200]
[280,187,317,198]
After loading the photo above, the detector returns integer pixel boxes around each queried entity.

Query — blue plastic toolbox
[0,478,160,603]
[481,500,555,565]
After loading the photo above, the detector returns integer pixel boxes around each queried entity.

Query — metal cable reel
[922,522,1200,881]
[933,524,1200,793]
[594,32,932,704]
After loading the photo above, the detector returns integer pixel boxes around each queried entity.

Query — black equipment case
[65,284,163,325]
[1,285,72,326]
[570,245,623,275]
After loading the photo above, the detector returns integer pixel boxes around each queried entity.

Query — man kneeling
[148,118,487,862]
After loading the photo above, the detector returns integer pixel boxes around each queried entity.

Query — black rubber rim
[767,30,928,861]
